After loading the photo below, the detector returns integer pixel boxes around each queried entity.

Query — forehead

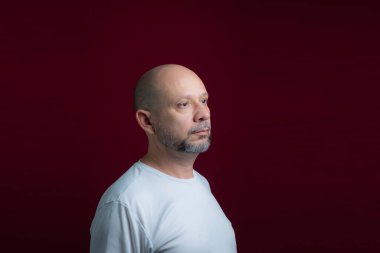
[158,72,208,101]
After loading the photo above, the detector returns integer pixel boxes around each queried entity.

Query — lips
[193,128,210,134]
[189,123,211,135]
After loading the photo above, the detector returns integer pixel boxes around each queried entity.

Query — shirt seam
[137,161,198,183]
[100,200,154,250]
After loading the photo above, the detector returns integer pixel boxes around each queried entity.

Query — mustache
[189,122,211,134]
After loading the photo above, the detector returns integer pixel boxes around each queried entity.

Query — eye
[177,102,189,108]
[201,98,208,104]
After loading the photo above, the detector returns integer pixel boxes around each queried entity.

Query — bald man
[90,64,237,253]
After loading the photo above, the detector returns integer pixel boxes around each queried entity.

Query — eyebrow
[177,92,209,100]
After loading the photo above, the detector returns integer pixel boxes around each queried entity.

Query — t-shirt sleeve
[90,201,152,253]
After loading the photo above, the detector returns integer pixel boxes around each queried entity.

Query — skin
[135,64,211,179]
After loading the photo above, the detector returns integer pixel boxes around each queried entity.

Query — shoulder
[96,162,155,210]
[194,170,211,191]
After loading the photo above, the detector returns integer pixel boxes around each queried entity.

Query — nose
[194,103,210,122]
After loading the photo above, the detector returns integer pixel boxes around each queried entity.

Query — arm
[90,201,152,253]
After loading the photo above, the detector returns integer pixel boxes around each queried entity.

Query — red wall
[2,1,379,252]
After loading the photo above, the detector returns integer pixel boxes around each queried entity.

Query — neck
[140,142,198,179]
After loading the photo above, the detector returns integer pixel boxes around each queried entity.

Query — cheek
[172,121,191,135]
[163,110,193,134]
[169,118,192,135]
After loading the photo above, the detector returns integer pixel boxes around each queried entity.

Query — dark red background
[1,0,379,252]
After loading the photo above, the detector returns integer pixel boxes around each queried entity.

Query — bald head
[134,64,202,112]
[134,64,211,154]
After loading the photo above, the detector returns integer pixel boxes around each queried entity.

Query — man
[90,64,237,253]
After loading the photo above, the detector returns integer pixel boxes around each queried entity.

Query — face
[152,70,211,154]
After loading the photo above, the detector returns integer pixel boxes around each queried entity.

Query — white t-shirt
[90,161,237,253]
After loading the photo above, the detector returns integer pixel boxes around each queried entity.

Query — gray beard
[155,122,211,154]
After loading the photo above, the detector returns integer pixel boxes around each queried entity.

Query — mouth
[192,128,210,135]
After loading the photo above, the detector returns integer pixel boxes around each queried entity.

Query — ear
[135,109,155,135]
